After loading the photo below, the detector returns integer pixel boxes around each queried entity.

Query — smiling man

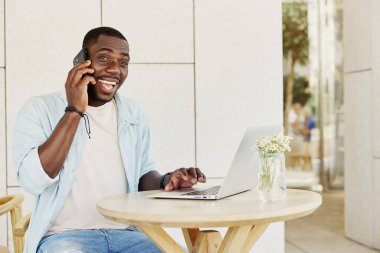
[13,27,206,253]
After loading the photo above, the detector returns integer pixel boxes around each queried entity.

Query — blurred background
[282,0,344,192]
[283,1,380,252]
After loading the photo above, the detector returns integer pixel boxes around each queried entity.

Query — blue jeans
[37,228,162,253]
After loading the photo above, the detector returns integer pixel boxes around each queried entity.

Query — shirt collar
[114,93,139,125]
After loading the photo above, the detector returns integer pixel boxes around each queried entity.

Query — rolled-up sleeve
[12,98,59,195]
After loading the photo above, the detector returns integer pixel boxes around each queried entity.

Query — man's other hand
[164,167,206,191]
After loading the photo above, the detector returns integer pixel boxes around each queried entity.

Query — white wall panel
[344,71,374,247]
[5,0,101,186]
[119,64,195,172]
[195,0,283,177]
[343,0,371,72]
[372,0,380,158]
[102,0,193,63]
[0,0,4,67]
[0,69,6,246]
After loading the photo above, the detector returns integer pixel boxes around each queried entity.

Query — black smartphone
[73,48,89,66]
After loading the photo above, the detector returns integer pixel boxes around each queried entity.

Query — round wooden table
[97,189,321,253]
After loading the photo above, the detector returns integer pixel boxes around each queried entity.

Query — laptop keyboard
[181,186,221,196]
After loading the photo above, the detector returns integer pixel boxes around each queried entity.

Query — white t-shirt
[48,100,127,234]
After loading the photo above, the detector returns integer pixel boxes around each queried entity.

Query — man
[13,27,206,253]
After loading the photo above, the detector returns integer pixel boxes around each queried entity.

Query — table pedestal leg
[192,230,222,253]
[241,223,269,253]
[182,228,199,251]
[217,223,270,253]
[138,225,186,253]
[217,225,252,253]
[140,223,270,253]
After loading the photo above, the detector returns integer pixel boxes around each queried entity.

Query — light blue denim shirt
[12,91,155,253]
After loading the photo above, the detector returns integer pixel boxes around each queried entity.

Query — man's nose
[106,60,121,75]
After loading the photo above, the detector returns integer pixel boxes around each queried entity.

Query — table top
[97,189,321,228]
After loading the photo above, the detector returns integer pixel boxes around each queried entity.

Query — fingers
[79,75,96,87]
[66,60,91,84]
[187,167,198,183]
[195,168,207,182]
[186,167,206,183]
[68,61,95,87]
[164,167,207,191]
[178,167,191,181]
[165,169,188,191]
[165,174,181,191]
[165,181,174,191]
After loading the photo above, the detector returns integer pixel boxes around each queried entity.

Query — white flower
[254,133,292,154]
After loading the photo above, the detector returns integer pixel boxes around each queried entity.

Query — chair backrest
[0,195,25,253]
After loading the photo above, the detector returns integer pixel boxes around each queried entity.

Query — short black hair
[82,27,128,48]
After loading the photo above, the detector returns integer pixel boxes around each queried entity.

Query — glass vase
[258,151,287,202]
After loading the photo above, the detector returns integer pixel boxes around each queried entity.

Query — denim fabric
[13,91,156,252]
[37,229,161,253]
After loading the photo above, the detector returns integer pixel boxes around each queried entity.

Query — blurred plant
[283,1,309,134]
[283,75,311,108]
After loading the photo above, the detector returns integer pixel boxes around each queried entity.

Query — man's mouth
[97,78,118,91]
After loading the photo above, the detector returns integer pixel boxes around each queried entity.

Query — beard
[87,85,115,106]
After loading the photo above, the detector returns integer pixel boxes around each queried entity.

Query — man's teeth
[103,84,113,90]
[98,79,116,90]
[99,79,117,85]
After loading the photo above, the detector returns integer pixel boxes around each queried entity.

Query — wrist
[65,106,85,116]
[64,111,82,124]
[64,106,91,139]
[160,172,171,189]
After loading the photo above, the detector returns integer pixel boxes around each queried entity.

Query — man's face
[87,34,130,107]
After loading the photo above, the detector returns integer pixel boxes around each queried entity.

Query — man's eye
[98,56,108,61]
[120,61,129,67]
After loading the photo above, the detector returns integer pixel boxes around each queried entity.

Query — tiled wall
[102,0,194,63]
[123,64,196,171]
[195,0,283,174]
[0,1,284,252]
[344,0,380,249]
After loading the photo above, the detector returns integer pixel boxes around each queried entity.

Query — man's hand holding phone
[65,52,95,113]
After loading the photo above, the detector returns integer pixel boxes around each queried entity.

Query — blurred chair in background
[0,194,30,253]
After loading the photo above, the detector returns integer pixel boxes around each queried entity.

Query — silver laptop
[149,125,283,200]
